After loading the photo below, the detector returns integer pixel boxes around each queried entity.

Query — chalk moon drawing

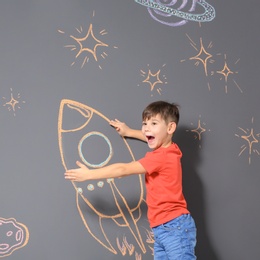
[58,99,146,254]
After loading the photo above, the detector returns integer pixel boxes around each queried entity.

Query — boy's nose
[144,126,150,132]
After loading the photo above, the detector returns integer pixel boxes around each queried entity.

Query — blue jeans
[152,214,197,260]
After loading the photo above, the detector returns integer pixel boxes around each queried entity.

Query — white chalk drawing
[135,0,215,27]
[0,217,29,258]
[235,117,260,165]
[181,35,242,93]
[58,99,153,258]
[186,115,210,148]
[58,11,118,69]
[138,64,168,96]
[2,88,26,116]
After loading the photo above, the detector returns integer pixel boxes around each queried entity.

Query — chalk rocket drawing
[58,99,150,255]
[135,0,216,27]
[0,217,29,258]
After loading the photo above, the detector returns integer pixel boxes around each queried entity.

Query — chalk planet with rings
[135,0,216,26]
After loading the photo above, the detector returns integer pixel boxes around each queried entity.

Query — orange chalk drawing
[58,99,153,256]
[0,217,29,258]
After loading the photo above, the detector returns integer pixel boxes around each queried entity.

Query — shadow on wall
[174,126,219,260]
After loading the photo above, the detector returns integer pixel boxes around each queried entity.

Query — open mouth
[146,135,155,142]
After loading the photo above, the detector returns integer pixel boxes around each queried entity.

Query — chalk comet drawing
[135,0,215,27]
[0,218,29,258]
[58,100,150,255]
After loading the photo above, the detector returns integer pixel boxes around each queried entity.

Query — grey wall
[0,1,259,259]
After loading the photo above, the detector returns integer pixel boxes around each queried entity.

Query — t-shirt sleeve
[138,150,165,175]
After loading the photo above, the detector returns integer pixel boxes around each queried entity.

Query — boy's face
[141,114,176,150]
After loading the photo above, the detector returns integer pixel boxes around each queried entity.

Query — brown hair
[142,101,180,125]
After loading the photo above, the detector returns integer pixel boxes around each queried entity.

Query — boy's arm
[110,119,146,142]
[64,160,146,182]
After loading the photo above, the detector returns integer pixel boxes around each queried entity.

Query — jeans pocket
[162,214,190,230]
[162,219,179,231]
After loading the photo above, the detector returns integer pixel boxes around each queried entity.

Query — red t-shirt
[138,143,189,228]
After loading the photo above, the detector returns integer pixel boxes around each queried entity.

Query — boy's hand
[64,161,89,182]
[110,119,130,137]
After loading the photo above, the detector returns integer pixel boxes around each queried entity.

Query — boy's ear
[168,122,177,134]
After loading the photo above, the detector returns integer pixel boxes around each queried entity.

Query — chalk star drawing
[2,88,26,116]
[215,54,242,93]
[181,35,214,90]
[135,0,216,27]
[58,100,153,258]
[189,37,213,77]
[138,64,167,96]
[235,117,260,165]
[186,115,210,148]
[0,217,29,258]
[58,11,118,69]
[181,34,242,93]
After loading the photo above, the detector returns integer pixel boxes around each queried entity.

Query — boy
[65,100,197,259]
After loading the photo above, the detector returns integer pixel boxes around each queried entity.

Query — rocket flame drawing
[58,99,147,254]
